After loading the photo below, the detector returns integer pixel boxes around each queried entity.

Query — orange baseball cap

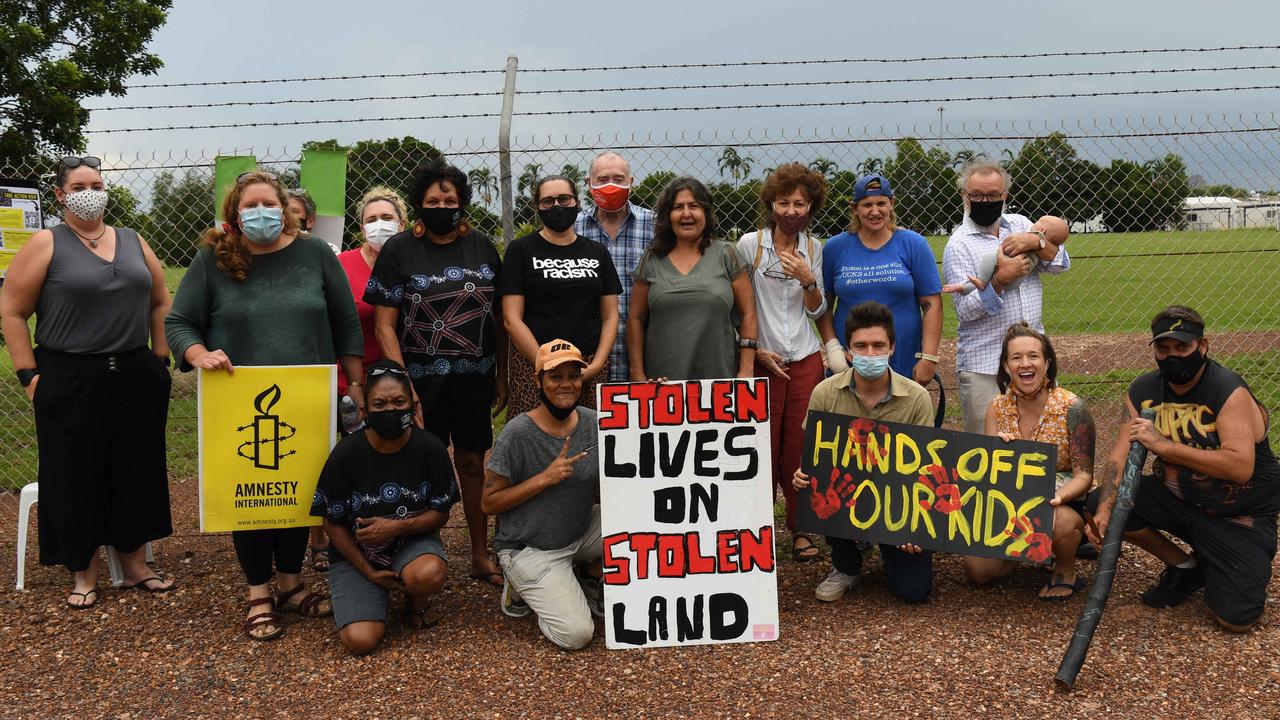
[535,339,588,373]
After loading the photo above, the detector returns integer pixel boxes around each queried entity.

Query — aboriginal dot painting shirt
[311,427,458,568]
[364,228,503,388]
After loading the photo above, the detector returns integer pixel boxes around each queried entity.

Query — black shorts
[1122,474,1277,626]
[413,373,494,453]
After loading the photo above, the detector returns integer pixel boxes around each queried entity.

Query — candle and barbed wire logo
[236,384,297,470]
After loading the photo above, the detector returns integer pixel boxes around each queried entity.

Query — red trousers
[755,351,825,532]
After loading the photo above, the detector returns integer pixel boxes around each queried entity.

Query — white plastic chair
[16,482,153,590]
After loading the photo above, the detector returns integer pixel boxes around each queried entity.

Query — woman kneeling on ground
[962,323,1097,600]
[311,359,458,655]
[482,339,604,650]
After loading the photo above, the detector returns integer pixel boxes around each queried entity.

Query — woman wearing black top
[501,175,621,416]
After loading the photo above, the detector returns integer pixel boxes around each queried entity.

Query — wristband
[737,337,759,350]
[16,368,39,387]
[914,352,940,363]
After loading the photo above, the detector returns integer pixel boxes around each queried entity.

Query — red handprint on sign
[810,467,859,520]
[916,464,963,514]
[1023,532,1053,564]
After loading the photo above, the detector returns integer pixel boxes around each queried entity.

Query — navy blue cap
[854,174,893,202]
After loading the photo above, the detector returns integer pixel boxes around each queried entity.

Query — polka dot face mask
[64,189,109,221]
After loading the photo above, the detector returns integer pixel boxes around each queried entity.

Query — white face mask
[64,188,109,221]
[363,219,400,249]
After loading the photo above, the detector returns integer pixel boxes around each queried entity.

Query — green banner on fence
[213,155,258,223]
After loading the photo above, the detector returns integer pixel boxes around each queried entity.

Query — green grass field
[1,229,1278,489]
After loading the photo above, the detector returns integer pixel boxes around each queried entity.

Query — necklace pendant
[90,239,98,248]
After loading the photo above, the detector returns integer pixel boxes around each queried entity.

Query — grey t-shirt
[487,407,599,551]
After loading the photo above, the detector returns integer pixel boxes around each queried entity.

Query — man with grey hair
[575,151,655,383]
[942,157,1071,433]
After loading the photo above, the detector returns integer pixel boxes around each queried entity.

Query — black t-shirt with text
[499,231,622,357]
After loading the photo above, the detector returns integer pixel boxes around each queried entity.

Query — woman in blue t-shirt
[822,174,943,385]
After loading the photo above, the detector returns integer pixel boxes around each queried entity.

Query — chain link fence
[2,116,1279,542]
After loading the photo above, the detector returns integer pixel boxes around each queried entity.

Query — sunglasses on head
[366,366,408,380]
[61,156,102,170]
[237,170,279,183]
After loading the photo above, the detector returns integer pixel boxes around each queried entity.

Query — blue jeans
[827,537,933,604]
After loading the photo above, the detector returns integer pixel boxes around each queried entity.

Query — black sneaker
[1140,563,1204,608]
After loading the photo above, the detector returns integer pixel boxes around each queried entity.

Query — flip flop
[66,588,99,610]
[1039,577,1087,601]
[792,533,821,563]
[405,595,442,630]
[123,575,176,593]
[469,571,504,588]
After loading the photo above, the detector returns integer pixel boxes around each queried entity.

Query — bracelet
[914,352,940,363]
[738,337,759,350]
[348,381,363,387]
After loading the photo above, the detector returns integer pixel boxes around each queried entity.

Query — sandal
[1039,576,1087,602]
[310,545,332,573]
[66,588,99,610]
[792,533,821,563]
[243,596,284,641]
[276,583,333,618]
[123,575,176,593]
[405,595,442,631]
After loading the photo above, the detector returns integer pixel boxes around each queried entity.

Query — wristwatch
[802,281,818,292]
[1034,228,1047,249]
[16,368,38,387]
[738,338,759,350]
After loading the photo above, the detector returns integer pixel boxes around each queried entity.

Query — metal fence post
[498,55,519,246]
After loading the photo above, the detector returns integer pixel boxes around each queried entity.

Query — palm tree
[517,163,543,198]
[1000,148,1016,169]
[718,146,754,184]
[856,157,884,176]
[951,150,977,169]
[559,164,584,186]
[471,167,498,206]
[809,157,838,179]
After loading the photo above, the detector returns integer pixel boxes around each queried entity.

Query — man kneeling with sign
[793,302,937,603]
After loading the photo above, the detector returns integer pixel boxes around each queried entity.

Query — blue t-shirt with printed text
[823,229,942,377]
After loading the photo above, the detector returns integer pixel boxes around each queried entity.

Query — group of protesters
[1,149,1275,656]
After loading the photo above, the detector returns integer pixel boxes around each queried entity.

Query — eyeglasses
[60,156,101,170]
[366,366,408,380]
[760,258,793,282]
[537,194,579,210]
[965,192,1005,203]
[237,170,278,183]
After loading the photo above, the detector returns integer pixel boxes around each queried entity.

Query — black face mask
[538,205,579,233]
[1157,349,1207,385]
[366,408,412,439]
[540,389,577,421]
[968,200,1004,227]
[418,206,462,236]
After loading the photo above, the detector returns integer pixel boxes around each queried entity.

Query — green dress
[635,240,745,380]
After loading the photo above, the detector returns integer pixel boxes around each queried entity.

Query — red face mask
[591,182,630,212]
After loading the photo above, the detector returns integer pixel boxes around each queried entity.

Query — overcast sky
[83,0,1280,187]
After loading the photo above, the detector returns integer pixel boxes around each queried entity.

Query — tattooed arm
[913,293,943,385]
[1055,397,1096,504]
[1087,396,1137,543]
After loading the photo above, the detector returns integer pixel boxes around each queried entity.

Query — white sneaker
[501,577,531,618]
[814,569,861,602]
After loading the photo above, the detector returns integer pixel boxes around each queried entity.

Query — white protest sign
[597,378,779,649]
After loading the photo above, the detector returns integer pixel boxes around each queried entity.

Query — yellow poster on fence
[198,365,336,532]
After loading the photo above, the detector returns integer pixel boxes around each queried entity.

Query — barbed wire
[89,65,1280,113]
[87,84,1280,134]
[123,44,1280,89]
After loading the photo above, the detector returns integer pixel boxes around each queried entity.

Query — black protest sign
[797,411,1057,564]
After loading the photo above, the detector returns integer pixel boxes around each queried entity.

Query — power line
[122,45,1280,89]
[89,65,1280,112]
[86,85,1280,134]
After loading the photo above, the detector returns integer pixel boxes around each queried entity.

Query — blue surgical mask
[850,352,891,379]
[239,206,284,245]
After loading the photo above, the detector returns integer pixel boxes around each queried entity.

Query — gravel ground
[3,331,1278,719]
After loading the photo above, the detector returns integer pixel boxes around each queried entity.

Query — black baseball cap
[1150,316,1203,344]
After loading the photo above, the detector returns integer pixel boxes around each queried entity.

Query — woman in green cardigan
[166,171,364,641]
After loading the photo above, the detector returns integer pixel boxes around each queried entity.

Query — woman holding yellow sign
[166,170,364,641]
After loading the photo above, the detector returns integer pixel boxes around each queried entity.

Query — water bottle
[339,395,365,434]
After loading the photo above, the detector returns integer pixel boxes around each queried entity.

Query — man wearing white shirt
[942,158,1071,433]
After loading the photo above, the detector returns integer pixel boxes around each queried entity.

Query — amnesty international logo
[198,366,336,532]
[236,384,297,469]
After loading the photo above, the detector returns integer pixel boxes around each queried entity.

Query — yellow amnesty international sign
[198,365,336,532]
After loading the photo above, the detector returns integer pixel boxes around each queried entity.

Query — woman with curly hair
[735,163,839,561]
[627,177,757,381]
[365,158,509,588]
[166,170,364,640]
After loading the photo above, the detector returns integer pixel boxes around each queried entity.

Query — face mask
[418,206,461,236]
[363,219,399,250]
[540,388,577,421]
[1157,349,1207,385]
[65,189,109,221]
[365,408,412,439]
[590,182,630,212]
[239,206,284,245]
[538,205,579,233]
[967,200,1004,228]
[850,352,891,380]
[772,210,809,236]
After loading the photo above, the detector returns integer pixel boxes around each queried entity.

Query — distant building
[1183,196,1280,231]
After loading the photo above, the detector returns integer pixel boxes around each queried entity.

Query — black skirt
[33,346,173,571]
